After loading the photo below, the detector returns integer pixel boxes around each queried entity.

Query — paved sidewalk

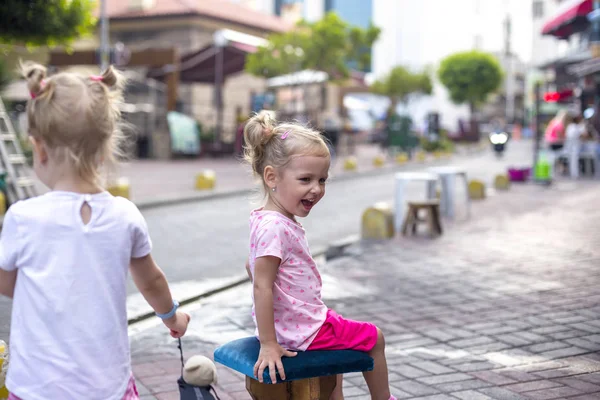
[130,178,600,400]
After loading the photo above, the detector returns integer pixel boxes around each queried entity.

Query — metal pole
[533,82,541,170]
[100,0,110,71]
[504,13,514,125]
[214,46,224,146]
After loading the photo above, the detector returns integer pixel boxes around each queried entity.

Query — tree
[0,0,96,47]
[370,65,432,107]
[0,59,10,93]
[245,12,381,80]
[437,50,503,116]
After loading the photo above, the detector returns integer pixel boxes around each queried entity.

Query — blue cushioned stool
[214,337,374,400]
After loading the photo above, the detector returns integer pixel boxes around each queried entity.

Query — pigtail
[244,111,277,176]
[20,61,48,99]
[99,65,126,91]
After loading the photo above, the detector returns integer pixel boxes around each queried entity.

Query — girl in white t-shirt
[0,62,189,400]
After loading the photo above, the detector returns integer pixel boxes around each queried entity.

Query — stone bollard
[494,174,510,191]
[343,157,357,171]
[395,152,409,164]
[0,340,8,400]
[195,170,216,190]
[373,155,385,168]
[107,177,130,199]
[361,202,394,240]
[468,180,486,200]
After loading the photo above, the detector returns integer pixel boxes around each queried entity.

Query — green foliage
[246,12,381,79]
[371,65,432,104]
[0,59,10,92]
[420,137,454,152]
[438,50,503,111]
[0,0,97,47]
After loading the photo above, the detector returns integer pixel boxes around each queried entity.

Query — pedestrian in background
[0,62,190,400]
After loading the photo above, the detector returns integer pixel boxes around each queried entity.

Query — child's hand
[254,341,297,383]
[163,311,191,338]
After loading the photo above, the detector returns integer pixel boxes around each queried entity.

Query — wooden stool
[401,200,442,237]
[214,337,373,400]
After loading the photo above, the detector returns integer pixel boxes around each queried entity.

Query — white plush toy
[183,355,218,387]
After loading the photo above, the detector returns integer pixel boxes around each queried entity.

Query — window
[533,0,544,18]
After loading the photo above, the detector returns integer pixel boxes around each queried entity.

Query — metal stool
[428,166,470,219]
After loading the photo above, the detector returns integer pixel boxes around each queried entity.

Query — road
[140,140,533,291]
[0,140,534,339]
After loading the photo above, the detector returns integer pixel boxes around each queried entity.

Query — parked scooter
[489,130,509,157]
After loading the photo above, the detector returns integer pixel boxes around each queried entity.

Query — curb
[125,235,362,326]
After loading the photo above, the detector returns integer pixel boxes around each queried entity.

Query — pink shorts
[307,309,378,352]
[8,373,139,400]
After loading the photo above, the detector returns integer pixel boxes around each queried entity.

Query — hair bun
[100,65,125,89]
[21,61,47,98]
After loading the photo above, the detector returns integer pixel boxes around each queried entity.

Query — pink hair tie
[281,130,290,139]
[30,80,47,99]
[90,75,103,82]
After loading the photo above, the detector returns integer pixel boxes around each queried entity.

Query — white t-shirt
[0,191,152,400]
[566,122,585,140]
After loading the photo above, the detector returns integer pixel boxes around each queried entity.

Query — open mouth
[301,199,315,210]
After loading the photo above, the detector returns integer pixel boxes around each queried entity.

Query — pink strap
[90,75,103,82]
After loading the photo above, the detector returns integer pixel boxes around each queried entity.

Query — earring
[272,187,276,192]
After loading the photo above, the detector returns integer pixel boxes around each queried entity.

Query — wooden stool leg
[411,208,419,235]
[319,375,337,400]
[246,376,289,400]
[401,207,414,235]
[291,377,321,400]
[433,206,443,235]
[425,207,436,238]
[246,376,335,400]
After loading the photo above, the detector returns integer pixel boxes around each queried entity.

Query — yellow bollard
[395,152,409,164]
[107,178,130,199]
[415,151,426,162]
[373,155,385,168]
[0,192,5,216]
[468,180,486,200]
[494,174,510,191]
[195,170,216,190]
[433,151,443,159]
[361,202,395,240]
[343,157,357,171]
[0,340,8,400]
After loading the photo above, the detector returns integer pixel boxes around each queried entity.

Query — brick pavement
[130,178,600,400]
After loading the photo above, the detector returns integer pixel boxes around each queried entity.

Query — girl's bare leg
[364,328,391,400]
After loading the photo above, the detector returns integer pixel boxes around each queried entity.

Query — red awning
[541,0,593,38]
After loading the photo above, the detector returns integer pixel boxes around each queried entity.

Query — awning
[147,29,267,83]
[541,0,593,38]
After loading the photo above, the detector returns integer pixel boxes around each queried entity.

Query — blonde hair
[243,111,330,189]
[22,61,126,183]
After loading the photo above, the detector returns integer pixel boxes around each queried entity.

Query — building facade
[104,0,291,157]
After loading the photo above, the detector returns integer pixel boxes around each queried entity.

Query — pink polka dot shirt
[248,208,328,351]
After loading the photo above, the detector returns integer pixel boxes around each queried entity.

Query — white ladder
[0,98,36,204]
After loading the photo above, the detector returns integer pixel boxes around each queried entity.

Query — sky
[404,0,533,65]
